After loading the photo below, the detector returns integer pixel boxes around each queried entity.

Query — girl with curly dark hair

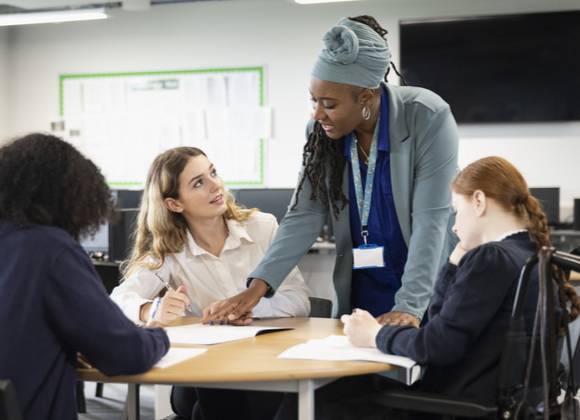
[0,133,169,420]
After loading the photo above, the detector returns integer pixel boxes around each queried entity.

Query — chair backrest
[559,314,580,394]
[93,262,122,294]
[308,297,332,318]
[0,380,22,420]
[499,248,580,415]
[497,253,553,409]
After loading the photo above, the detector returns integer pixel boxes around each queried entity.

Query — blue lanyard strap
[350,121,379,245]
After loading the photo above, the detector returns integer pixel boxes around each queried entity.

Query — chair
[364,247,580,419]
[0,380,23,420]
[308,297,332,318]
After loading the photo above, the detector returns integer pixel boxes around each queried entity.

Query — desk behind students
[77,317,406,420]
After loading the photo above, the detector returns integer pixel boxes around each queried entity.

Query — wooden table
[78,317,401,420]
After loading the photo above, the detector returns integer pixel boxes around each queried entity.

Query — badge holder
[353,229,385,269]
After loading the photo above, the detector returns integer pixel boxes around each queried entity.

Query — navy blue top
[0,222,169,420]
[346,86,408,316]
[376,232,539,403]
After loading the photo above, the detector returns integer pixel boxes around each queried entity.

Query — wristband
[149,297,161,321]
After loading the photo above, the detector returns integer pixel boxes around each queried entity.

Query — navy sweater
[376,232,539,404]
[0,222,169,420]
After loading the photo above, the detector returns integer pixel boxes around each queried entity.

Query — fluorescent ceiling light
[0,8,108,27]
[295,0,360,4]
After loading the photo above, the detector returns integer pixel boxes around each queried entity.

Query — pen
[153,272,194,314]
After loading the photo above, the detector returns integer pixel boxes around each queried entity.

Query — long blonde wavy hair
[122,147,257,277]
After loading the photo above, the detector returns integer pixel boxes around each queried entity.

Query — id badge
[353,244,385,269]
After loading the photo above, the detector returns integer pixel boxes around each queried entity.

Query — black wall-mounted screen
[399,11,580,123]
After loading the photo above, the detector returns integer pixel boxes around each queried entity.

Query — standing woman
[205,15,459,327]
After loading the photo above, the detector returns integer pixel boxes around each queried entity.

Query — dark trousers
[171,385,283,420]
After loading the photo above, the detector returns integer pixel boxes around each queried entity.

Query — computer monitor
[80,207,140,259]
[80,222,109,254]
[232,188,334,242]
[114,189,143,209]
[108,208,139,262]
[234,188,295,223]
[529,187,560,226]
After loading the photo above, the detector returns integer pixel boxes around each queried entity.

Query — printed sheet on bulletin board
[58,67,268,188]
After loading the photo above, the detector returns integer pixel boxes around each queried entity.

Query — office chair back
[94,262,122,294]
[308,297,332,318]
[0,380,22,420]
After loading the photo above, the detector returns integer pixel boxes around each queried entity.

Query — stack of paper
[154,348,207,368]
[165,323,290,345]
[279,335,422,385]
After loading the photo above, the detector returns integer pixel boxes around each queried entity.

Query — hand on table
[202,299,254,326]
[375,311,420,328]
[341,309,382,348]
[201,279,269,325]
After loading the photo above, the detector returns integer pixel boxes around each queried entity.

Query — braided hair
[293,15,398,217]
[453,156,580,320]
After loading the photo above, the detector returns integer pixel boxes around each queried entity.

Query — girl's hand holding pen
[151,285,191,326]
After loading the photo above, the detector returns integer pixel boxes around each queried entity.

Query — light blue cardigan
[249,84,459,318]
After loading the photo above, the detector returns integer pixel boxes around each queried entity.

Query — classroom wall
[3,0,580,218]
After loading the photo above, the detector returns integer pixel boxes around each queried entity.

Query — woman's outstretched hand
[375,311,420,327]
[200,279,269,325]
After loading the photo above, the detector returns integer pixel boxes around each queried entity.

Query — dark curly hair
[0,133,113,240]
[293,15,398,217]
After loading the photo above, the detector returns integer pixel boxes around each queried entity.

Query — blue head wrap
[311,17,391,88]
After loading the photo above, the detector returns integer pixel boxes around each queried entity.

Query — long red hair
[453,156,580,319]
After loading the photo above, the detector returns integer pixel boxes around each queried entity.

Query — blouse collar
[186,218,254,257]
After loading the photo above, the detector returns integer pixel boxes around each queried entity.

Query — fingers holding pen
[152,286,192,325]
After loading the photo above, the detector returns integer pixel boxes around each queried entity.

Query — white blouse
[110,212,310,323]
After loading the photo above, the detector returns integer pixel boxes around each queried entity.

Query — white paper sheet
[279,335,422,385]
[154,347,207,369]
[165,324,289,345]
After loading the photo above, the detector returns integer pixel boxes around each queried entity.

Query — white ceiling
[0,0,229,11]
[1,1,117,7]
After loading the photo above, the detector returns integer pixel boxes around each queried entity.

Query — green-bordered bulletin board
[58,67,267,188]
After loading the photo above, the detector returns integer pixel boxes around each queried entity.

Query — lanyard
[350,120,379,245]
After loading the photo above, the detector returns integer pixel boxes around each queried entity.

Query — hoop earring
[361,105,371,120]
